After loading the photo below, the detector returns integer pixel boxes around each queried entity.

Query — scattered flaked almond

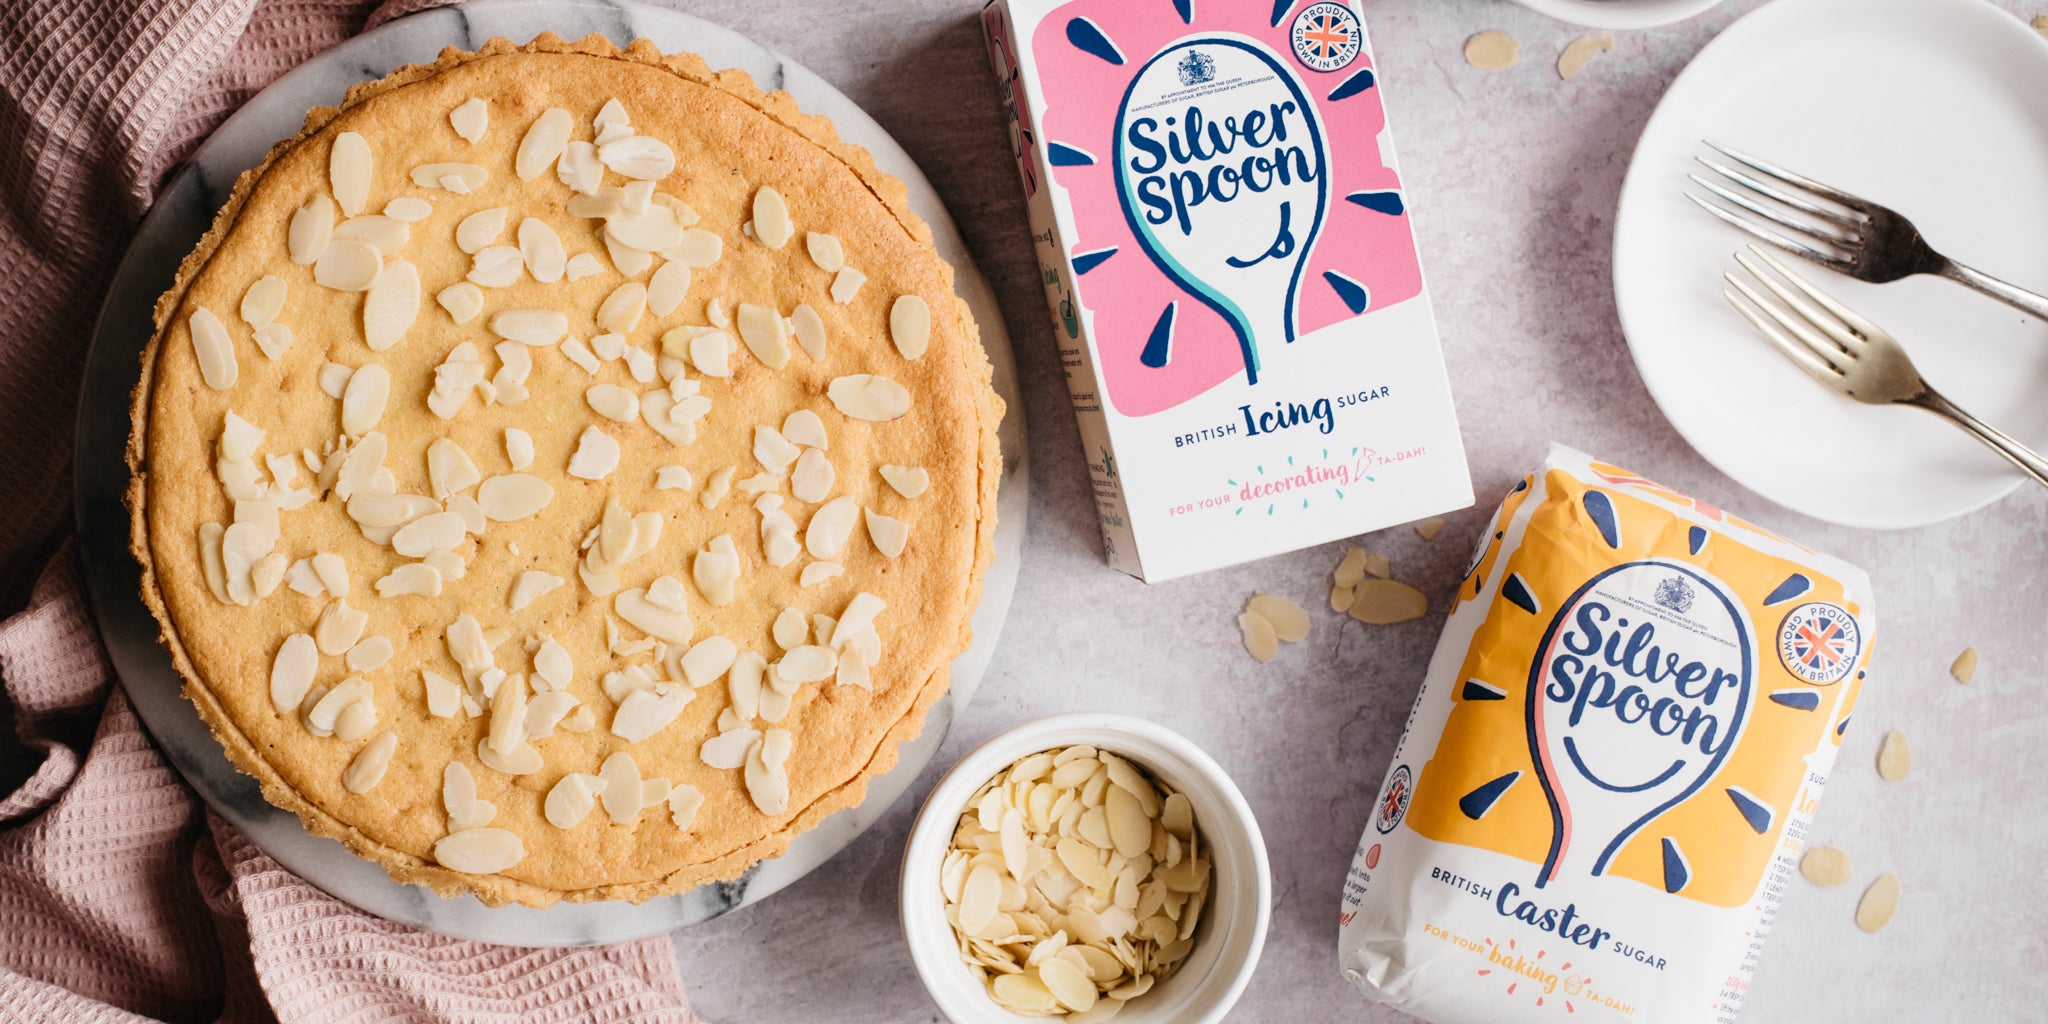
[1413,517,1445,541]
[1350,578,1427,624]
[1950,646,1978,684]
[1239,610,1278,662]
[1557,31,1614,81]
[1876,729,1910,782]
[1247,593,1310,643]
[1800,845,1852,888]
[1855,873,1900,933]
[1464,30,1520,71]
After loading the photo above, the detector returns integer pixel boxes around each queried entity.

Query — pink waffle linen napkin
[0,1,702,1020]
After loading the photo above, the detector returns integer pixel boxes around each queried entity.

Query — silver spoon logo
[1525,561,1753,891]
[1113,37,1329,384]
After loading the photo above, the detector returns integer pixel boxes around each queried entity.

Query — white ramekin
[1510,0,1726,29]
[900,714,1271,1024]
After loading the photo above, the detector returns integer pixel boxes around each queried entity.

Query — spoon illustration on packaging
[1113,37,1328,384]
[1519,560,1753,892]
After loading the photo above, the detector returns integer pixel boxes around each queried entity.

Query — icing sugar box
[1338,445,1878,1024]
[981,0,1471,580]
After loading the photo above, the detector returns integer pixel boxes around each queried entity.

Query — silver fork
[1722,245,2048,488]
[1688,142,2048,322]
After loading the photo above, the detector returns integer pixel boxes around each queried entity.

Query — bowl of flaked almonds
[901,714,1270,1024]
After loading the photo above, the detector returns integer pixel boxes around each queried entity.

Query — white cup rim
[1509,0,1726,29]
[899,713,1272,1024]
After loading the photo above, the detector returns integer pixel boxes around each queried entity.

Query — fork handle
[1938,260,2048,322]
[1911,388,2048,488]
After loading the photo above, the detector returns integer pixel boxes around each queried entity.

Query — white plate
[1613,0,2048,528]
[72,0,1028,945]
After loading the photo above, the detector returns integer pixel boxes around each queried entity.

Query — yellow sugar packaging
[1338,445,1876,1023]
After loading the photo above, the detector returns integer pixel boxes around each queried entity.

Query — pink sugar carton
[982,0,1472,581]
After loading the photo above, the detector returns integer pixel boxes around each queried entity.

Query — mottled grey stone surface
[666,1,2048,1020]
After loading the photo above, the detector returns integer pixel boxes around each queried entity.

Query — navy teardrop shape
[1071,247,1117,275]
[1323,271,1370,314]
[1344,189,1403,215]
[1769,689,1821,711]
[1582,490,1621,549]
[1172,0,1194,23]
[1502,573,1541,615]
[1763,573,1812,606]
[1688,525,1708,554]
[1140,303,1176,368]
[1459,771,1520,820]
[1064,17,1125,65]
[1270,0,1294,27]
[1461,679,1507,702]
[1328,67,1377,101]
[1726,788,1774,834]
[1661,838,1691,893]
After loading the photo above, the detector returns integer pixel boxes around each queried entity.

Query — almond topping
[252,323,294,360]
[436,282,483,325]
[330,131,371,217]
[666,229,723,268]
[790,303,826,362]
[692,535,740,606]
[241,275,286,330]
[477,474,554,521]
[188,307,238,390]
[375,563,442,598]
[269,633,318,714]
[806,497,859,559]
[433,828,524,873]
[343,732,398,794]
[449,97,488,143]
[566,252,605,280]
[598,135,675,180]
[541,772,605,830]
[567,426,620,481]
[314,239,382,291]
[559,140,602,194]
[735,302,791,369]
[489,309,568,346]
[865,509,909,558]
[751,186,793,249]
[745,735,790,815]
[611,685,689,744]
[424,670,462,719]
[287,195,334,265]
[340,363,390,436]
[315,599,369,655]
[467,246,523,287]
[826,374,911,422]
[655,465,693,490]
[392,511,466,557]
[879,464,928,498]
[456,208,508,254]
[514,107,573,181]
[586,384,640,422]
[517,217,566,283]
[509,571,564,612]
[616,584,693,643]
[830,266,866,304]
[805,232,845,272]
[890,295,931,360]
[345,635,393,672]
[597,282,648,333]
[411,161,487,192]
[799,562,843,587]
[791,449,834,504]
[474,736,541,776]
[647,261,691,317]
[311,552,349,597]
[333,215,409,254]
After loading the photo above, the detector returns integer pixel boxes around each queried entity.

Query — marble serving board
[72,0,1028,947]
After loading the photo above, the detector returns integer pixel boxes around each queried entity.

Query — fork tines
[1721,245,1872,387]
[1686,141,1869,273]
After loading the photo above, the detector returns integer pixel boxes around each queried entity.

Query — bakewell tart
[125,34,1002,907]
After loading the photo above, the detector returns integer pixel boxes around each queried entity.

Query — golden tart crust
[127,34,1002,907]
